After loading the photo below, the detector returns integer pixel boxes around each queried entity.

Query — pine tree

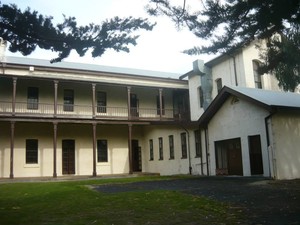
[0,2,155,63]
[147,0,300,91]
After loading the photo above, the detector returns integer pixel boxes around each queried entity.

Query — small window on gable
[231,96,240,105]
[216,78,222,93]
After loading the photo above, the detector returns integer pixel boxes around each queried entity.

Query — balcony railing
[0,101,187,121]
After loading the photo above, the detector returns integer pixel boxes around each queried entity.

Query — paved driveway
[93,176,300,225]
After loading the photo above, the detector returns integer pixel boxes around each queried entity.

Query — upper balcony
[0,101,189,121]
[0,75,190,122]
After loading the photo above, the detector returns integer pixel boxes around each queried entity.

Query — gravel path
[92,176,300,225]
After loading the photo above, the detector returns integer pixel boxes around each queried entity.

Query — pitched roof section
[199,86,300,127]
[5,56,180,79]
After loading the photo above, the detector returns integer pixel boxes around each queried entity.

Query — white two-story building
[0,54,203,178]
[182,41,300,180]
[1,40,299,180]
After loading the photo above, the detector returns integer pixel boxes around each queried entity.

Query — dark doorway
[249,135,263,175]
[215,138,243,176]
[173,90,190,120]
[132,140,141,172]
[62,140,75,175]
[130,93,139,117]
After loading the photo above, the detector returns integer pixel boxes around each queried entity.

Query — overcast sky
[2,0,215,76]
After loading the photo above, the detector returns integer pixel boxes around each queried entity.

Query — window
[149,139,154,161]
[216,78,222,93]
[194,130,202,158]
[97,91,107,113]
[27,87,39,110]
[181,133,187,159]
[156,95,165,115]
[169,135,174,159]
[26,139,38,164]
[64,89,74,111]
[97,140,108,162]
[253,60,262,89]
[198,86,204,108]
[158,137,163,160]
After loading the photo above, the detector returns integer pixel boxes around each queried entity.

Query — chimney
[0,38,7,62]
[193,60,213,110]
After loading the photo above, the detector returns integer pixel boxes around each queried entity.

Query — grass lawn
[0,176,243,225]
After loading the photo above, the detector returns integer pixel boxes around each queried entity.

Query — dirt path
[93,177,300,225]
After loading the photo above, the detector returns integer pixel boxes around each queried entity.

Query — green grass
[0,176,243,225]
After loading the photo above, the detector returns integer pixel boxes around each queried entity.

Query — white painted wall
[207,97,271,177]
[188,74,204,121]
[210,58,237,97]
[142,125,200,175]
[0,122,132,178]
[271,112,300,179]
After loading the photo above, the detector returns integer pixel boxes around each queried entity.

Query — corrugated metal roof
[198,86,300,126]
[229,86,300,108]
[4,56,180,79]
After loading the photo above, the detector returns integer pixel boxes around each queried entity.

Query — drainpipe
[228,54,238,86]
[199,124,204,176]
[181,125,192,175]
[265,111,277,179]
[204,126,210,176]
[232,56,238,86]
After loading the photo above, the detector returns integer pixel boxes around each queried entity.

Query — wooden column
[92,84,96,119]
[53,122,58,178]
[128,124,133,174]
[9,121,15,179]
[127,86,131,120]
[159,88,163,120]
[12,77,17,116]
[54,80,58,117]
[92,123,97,177]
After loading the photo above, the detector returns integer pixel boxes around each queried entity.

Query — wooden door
[249,135,263,175]
[132,140,141,172]
[227,138,243,176]
[62,140,75,175]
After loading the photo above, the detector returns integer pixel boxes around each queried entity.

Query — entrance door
[62,140,75,175]
[215,138,243,176]
[227,139,243,175]
[130,93,139,117]
[249,135,263,175]
[132,140,141,172]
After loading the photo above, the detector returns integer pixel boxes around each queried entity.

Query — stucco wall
[271,112,300,179]
[142,125,201,175]
[0,122,131,178]
[188,74,203,121]
[207,96,270,177]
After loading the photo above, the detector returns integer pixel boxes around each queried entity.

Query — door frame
[248,135,264,175]
[62,139,75,175]
[215,138,243,176]
[132,139,142,172]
